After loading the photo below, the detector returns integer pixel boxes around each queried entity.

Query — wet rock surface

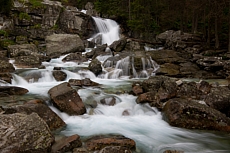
[52,70,67,81]
[3,100,66,131]
[0,113,55,153]
[88,58,102,76]
[133,76,230,132]
[48,82,86,115]
[69,78,99,87]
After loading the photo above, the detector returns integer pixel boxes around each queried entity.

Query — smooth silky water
[5,17,230,153]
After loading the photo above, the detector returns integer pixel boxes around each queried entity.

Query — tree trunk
[228,1,230,52]
[192,11,198,33]
[207,18,211,48]
[215,16,219,49]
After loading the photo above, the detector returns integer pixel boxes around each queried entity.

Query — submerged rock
[48,82,86,115]
[0,113,54,153]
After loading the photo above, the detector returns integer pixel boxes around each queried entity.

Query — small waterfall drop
[91,17,120,45]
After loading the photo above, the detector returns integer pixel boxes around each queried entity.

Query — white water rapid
[5,16,230,153]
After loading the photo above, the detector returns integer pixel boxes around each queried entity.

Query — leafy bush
[19,12,31,21]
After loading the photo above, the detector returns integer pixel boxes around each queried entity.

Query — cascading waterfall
[91,17,120,45]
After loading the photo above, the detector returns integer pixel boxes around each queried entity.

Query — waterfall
[91,17,120,45]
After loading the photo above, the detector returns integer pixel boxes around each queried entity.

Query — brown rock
[132,83,143,95]
[88,58,102,76]
[52,134,82,153]
[0,113,54,153]
[48,82,86,115]
[53,70,67,81]
[0,58,15,73]
[99,146,132,153]
[204,86,230,117]
[163,98,230,132]
[85,135,136,151]
[3,101,66,131]
[100,97,117,106]
[69,78,99,87]
[177,82,203,99]
[0,86,28,96]
[163,150,184,153]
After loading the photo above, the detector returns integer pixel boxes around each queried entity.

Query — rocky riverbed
[0,0,230,153]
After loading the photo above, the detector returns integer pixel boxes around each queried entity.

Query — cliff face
[0,0,97,51]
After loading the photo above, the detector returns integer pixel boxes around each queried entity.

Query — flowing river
[4,17,230,153]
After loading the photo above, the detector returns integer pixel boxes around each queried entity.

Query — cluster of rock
[132,76,230,132]
[155,30,230,79]
[0,0,230,152]
[0,80,136,153]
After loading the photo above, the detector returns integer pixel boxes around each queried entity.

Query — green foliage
[52,24,59,30]
[28,0,43,8]
[19,12,31,21]
[0,39,15,49]
[32,24,42,29]
[0,30,8,37]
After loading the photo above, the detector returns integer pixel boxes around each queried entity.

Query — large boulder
[58,7,97,39]
[45,34,84,58]
[109,38,127,52]
[52,134,82,153]
[0,113,55,153]
[0,57,15,83]
[156,30,203,50]
[13,0,63,38]
[147,50,185,65]
[69,78,99,87]
[62,52,88,63]
[3,100,66,131]
[52,70,67,81]
[135,76,177,109]
[7,44,38,57]
[163,98,230,132]
[204,86,230,117]
[14,55,42,68]
[85,44,108,59]
[0,58,15,73]
[48,82,86,115]
[0,86,28,97]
